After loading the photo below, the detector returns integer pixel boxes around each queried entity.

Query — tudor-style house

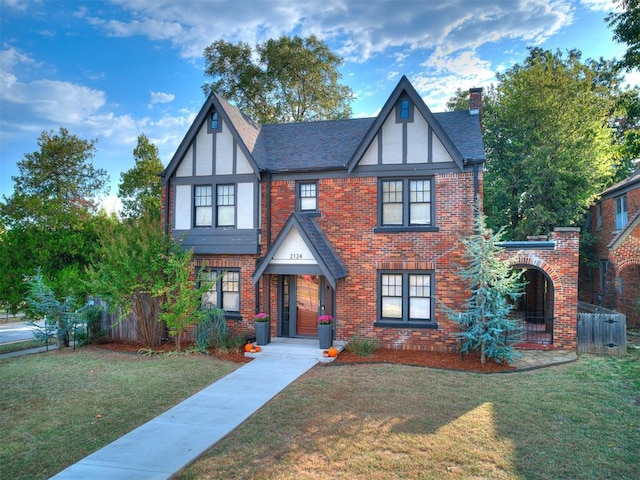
[161,76,486,352]
[580,165,640,326]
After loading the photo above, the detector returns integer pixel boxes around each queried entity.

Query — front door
[280,275,333,337]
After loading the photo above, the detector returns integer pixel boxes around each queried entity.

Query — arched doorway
[513,266,555,345]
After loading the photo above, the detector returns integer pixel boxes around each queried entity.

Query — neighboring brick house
[580,166,640,326]
[161,76,578,351]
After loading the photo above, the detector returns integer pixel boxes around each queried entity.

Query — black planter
[255,321,270,346]
[318,323,333,349]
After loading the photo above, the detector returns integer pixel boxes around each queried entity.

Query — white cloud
[149,91,175,105]
[580,0,618,12]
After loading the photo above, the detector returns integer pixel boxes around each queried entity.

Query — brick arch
[612,257,640,277]
[508,253,562,291]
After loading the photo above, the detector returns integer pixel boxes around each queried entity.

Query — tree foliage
[203,35,353,124]
[0,128,109,311]
[118,133,164,220]
[24,268,78,350]
[446,211,525,364]
[482,49,619,239]
[607,0,640,70]
[87,215,172,346]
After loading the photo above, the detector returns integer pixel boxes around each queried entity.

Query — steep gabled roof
[163,76,485,178]
[161,93,262,183]
[346,75,475,173]
[608,209,640,251]
[252,212,348,289]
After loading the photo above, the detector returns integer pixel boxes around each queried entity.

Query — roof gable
[252,213,348,288]
[346,75,470,173]
[161,94,261,183]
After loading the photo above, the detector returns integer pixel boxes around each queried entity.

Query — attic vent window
[396,98,413,122]
[210,111,220,131]
[400,100,410,119]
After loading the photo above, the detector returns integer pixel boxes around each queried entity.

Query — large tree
[482,49,619,239]
[118,133,164,220]
[0,128,109,310]
[607,0,640,71]
[203,35,353,124]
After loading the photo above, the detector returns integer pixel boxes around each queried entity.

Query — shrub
[346,336,379,356]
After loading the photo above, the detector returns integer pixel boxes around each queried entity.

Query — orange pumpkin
[327,346,339,357]
[244,343,253,352]
[250,347,257,353]
[254,346,261,352]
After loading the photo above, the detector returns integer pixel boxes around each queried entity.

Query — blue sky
[1,0,637,212]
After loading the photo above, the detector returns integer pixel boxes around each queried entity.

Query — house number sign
[289,253,303,260]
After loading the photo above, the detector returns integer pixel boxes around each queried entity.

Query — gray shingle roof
[434,111,485,162]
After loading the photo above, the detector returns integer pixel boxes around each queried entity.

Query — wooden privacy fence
[90,297,140,342]
[577,303,626,356]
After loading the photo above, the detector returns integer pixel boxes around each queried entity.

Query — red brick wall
[580,184,640,326]
[263,173,479,352]
[505,228,580,350]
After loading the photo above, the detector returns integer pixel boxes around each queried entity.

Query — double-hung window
[380,178,433,229]
[298,181,318,212]
[194,186,212,227]
[615,195,628,230]
[216,184,235,227]
[198,268,241,315]
[377,271,435,327]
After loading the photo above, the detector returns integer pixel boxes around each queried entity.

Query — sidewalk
[50,355,319,480]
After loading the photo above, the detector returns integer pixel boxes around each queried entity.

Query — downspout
[266,172,272,248]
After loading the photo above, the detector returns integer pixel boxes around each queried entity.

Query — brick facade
[579,170,640,326]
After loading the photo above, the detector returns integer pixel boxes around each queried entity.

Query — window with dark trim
[596,201,603,230]
[376,270,435,327]
[379,178,433,229]
[216,184,235,227]
[194,185,212,227]
[298,181,318,211]
[615,194,628,230]
[396,97,413,122]
[209,111,221,132]
[198,268,241,316]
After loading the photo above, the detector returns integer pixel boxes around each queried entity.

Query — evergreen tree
[446,210,525,364]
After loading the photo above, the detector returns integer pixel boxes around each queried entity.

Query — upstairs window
[596,201,603,230]
[209,111,220,132]
[216,184,235,227]
[298,182,318,211]
[615,194,628,230]
[194,186,212,227]
[380,178,433,228]
[396,97,413,122]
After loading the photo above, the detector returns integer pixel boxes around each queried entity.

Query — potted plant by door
[254,313,270,346]
[317,315,334,349]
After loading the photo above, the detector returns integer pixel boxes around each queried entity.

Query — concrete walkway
[50,353,321,480]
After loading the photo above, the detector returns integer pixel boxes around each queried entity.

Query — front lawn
[0,348,239,480]
[178,352,640,480]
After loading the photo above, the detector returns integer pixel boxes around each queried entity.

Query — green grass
[0,338,56,355]
[0,348,239,480]
[179,351,640,480]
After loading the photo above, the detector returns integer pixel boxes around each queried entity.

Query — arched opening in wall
[512,266,554,344]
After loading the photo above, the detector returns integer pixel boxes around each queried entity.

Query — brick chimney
[469,87,483,127]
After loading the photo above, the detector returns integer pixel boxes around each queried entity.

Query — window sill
[374,226,439,233]
[374,321,439,329]
[225,313,243,321]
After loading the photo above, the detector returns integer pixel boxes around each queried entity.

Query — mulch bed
[93,340,515,373]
